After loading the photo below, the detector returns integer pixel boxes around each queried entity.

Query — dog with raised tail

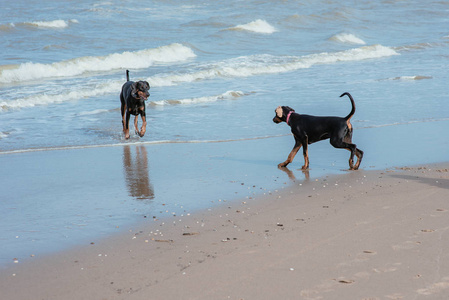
[273,92,363,170]
[120,70,150,139]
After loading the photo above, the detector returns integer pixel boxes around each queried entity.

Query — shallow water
[1,0,448,152]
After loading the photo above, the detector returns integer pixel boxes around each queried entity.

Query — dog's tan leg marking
[122,104,130,139]
[122,104,127,132]
[278,145,301,168]
[302,147,309,170]
[344,148,355,170]
[134,115,139,134]
[353,149,363,170]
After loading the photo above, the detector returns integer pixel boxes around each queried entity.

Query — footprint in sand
[392,240,420,251]
[417,277,449,295]
[373,262,402,273]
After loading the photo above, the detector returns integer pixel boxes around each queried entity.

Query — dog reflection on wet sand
[123,145,154,200]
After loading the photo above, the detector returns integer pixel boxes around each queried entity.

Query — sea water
[1,0,448,151]
[1,0,448,266]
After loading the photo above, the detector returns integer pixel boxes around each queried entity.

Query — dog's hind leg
[353,148,363,170]
[301,147,309,170]
[301,137,309,170]
[330,137,357,170]
[343,129,363,170]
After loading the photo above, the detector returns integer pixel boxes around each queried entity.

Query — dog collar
[286,111,294,125]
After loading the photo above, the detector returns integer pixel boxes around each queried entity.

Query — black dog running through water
[120,70,150,139]
[273,92,363,170]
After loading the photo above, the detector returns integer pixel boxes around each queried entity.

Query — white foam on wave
[329,33,366,45]
[0,43,196,84]
[0,45,398,111]
[380,75,433,81]
[23,19,78,29]
[151,91,246,106]
[0,81,123,110]
[0,23,16,31]
[358,118,449,129]
[0,132,8,140]
[149,44,398,86]
[393,75,433,81]
[1,19,77,31]
[229,19,277,34]
[78,109,111,116]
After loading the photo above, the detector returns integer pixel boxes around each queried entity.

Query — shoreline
[1,162,449,299]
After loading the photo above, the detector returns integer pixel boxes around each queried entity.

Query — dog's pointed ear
[275,106,283,118]
[131,82,138,98]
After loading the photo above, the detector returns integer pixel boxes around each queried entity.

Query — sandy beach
[1,162,448,300]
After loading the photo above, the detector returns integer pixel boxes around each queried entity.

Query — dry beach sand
[1,163,449,300]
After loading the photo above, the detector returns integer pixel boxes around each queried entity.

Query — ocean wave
[148,44,398,85]
[358,118,449,129]
[227,19,277,34]
[78,109,111,116]
[380,75,433,81]
[0,23,16,32]
[0,43,196,84]
[1,19,79,30]
[0,131,8,140]
[0,81,123,110]
[25,19,79,28]
[150,91,246,106]
[329,33,366,45]
[394,42,442,51]
[0,44,398,111]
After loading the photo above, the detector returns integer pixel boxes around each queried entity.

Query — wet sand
[1,163,449,300]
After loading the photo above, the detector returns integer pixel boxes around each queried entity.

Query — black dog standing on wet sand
[120,70,150,139]
[273,92,363,170]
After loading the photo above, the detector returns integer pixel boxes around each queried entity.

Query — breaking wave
[329,33,366,45]
[149,44,398,85]
[0,44,398,111]
[1,19,79,30]
[380,75,433,81]
[25,19,79,28]
[0,43,196,84]
[228,19,277,34]
[151,91,246,106]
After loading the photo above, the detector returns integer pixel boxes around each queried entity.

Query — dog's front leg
[138,115,147,137]
[278,139,301,168]
[121,103,127,132]
[124,111,131,139]
[134,115,139,135]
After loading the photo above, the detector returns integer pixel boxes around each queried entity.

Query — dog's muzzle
[139,91,150,101]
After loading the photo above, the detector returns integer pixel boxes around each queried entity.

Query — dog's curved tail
[126,70,130,82]
[340,92,356,120]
